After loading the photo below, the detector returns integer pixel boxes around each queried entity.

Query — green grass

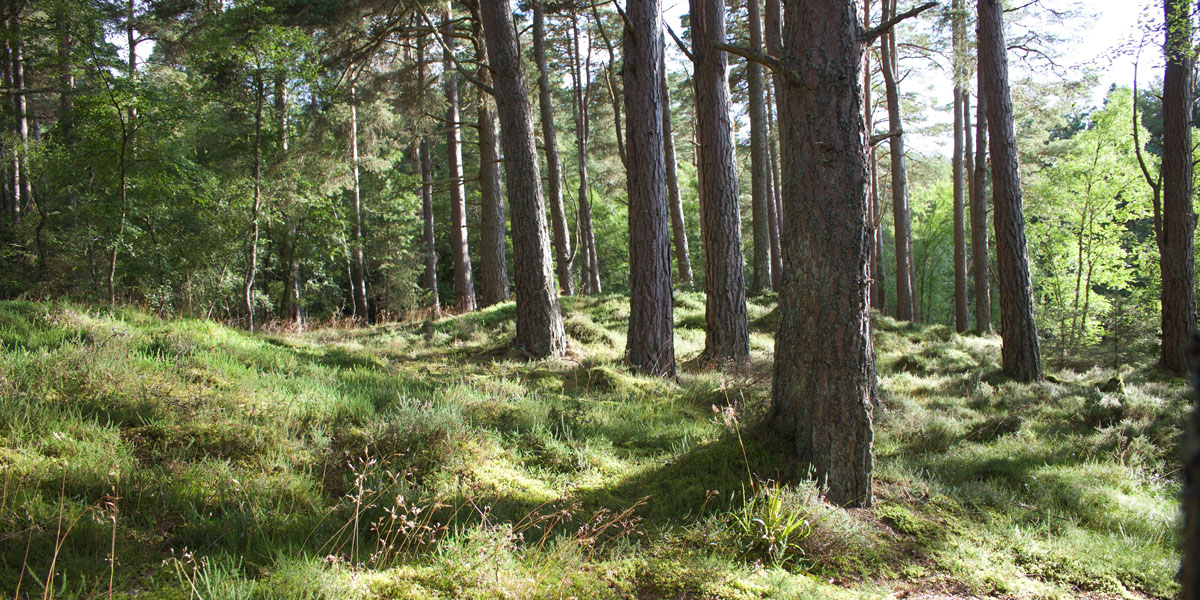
[0,297,1185,599]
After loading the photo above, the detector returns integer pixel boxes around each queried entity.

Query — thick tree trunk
[952,0,968,333]
[472,10,510,307]
[979,0,1041,381]
[880,0,914,321]
[773,0,875,508]
[478,0,568,358]
[692,0,749,361]
[444,8,477,312]
[1183,335,1200,599]
[746,0,772,293]
[661,56,694,289]
[971,76,991,333]
[348,87,369,322]
[533,1,575,296]
[623,0,675,377]
[1158,0,1197,375]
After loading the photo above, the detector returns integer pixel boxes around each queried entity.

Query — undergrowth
[0,298,1184,598]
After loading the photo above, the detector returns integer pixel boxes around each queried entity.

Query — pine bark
[533,1,575,296]
[773,0,875,508]
[971,75,991,333]
[661,56,694,289]
[478,0,568,358]
[444,6,477,312]
[623,0,675,377]
[952,0,968,333]
[691,0,749,361]
[880,0,914,321]
[1158,0,1197,375]
[978,0,1041,381]
[746,0,772,293]
[472,9,510,307]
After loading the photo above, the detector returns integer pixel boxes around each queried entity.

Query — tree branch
[864,1,938,44]
[713,43,800,85]
[871,129,902,146]
[665,22,693,63]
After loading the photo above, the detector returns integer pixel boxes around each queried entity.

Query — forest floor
[0,296,1186,599]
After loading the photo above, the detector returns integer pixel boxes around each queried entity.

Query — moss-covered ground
[0,296,1185,598]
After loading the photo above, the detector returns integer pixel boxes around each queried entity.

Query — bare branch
[864,1,938,44]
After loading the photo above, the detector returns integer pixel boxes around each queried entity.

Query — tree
[1157,0,1196,375]
[662,56,694,289]
[951,0,968,333]
[623,0,675,377]
[572,8,602,294]
[746,0,772,293]
[532,1,575,296]
[471,3,510,307]
[478,0,567,358]
[978,0,1041,381]
[416,35,440,317]
[444,4,477,312]
[691,0,749,361]
[971,71,991,333]
[772,0,876,508]
[348,84,369,322]
[880,0,915,321]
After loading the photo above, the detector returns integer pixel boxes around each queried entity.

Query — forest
[2,0,1200,597]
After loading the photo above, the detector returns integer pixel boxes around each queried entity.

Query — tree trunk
[623,0,675,377]
[693,0,749,361]
[472,9,510,307]
[766,82,784,291]
[1182,337,1200,599]
[3,22,17,224]
[952,0,968,333]
[245,77,263,331]
[416,35,441,317]
[746,0,772,293]
[276,76,302,330]
[12,29,30,215]
[348,86,369,322]
[880,0,914,321]
[971,74,991,333]
[478,0,568,358]
[444,6,477,312]
[662,49,694,289]
[864,0,882,311]
[533,1,575,296]
[979,0,1041,381]
[572,11,601,294]
[1158,0,1197,375]
[773,0,874,508]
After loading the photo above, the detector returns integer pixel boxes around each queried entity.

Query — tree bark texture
[661,56,694,289]
[473,10,510,307]
[880,0,915,321]
[971,75,991,333]
[533,1,575,296]
[1158,0,1197,375]
[445,7,478,312]
[952,1,968,333]
[746,0,772,293]
[692,0,749,361]
[979,0,1042,381]
[622,0,675,377]
[772,0,875,508]
[479,0,568,358]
